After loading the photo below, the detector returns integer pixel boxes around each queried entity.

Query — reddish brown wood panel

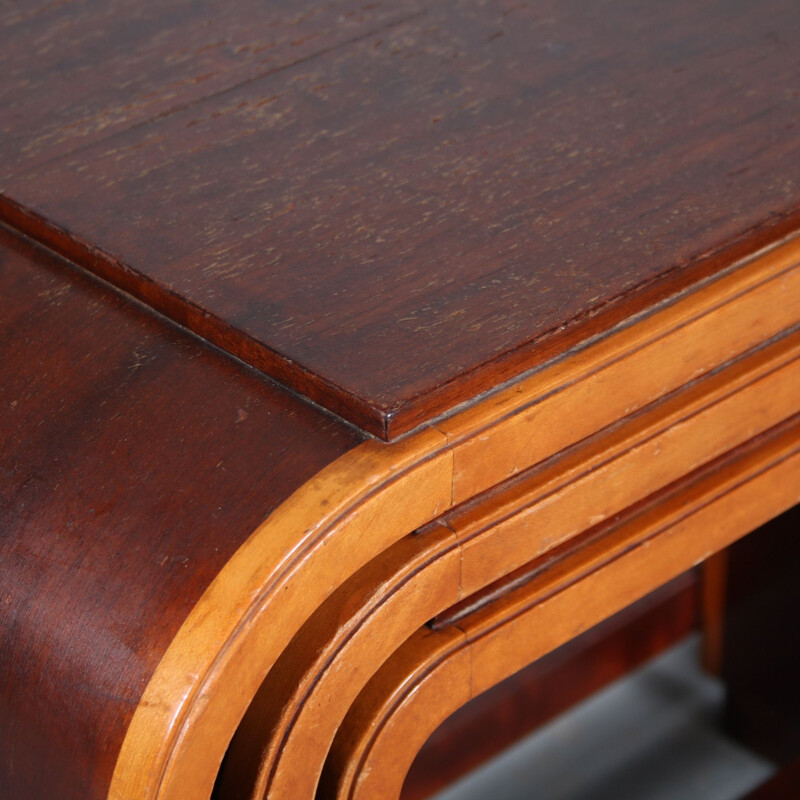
[722,503,800,764]
[3,0,800,437]
[0,226,364,800]
[0,0,419,181]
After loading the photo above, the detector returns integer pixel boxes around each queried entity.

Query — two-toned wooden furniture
[2,2,800,798]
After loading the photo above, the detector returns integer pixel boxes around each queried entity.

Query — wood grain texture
[0,226,364,800]
[3,0,800,437]
[0,223,796,800]
[0,0,419,181]
[217,327,800,800]
[701,549,729,675]
[94,205,800,800]
[445,326,800,597]
[215,521,462,800]
[324,417,800,799]
[402,572,699,800]
[109,428,452,800]
[441,234,800,502]
[2,226,782,800]
[4,4,800,798]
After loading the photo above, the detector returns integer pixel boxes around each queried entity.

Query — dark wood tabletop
[3,0,800,437]
[2,3,800,799]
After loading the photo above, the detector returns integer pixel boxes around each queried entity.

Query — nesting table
[2,2,800,798]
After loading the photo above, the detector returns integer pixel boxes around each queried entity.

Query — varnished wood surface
[443,326,800,597]
[0,218,796,800]
[403,572,699,800]
[94,232,800,800]
[215,521,461,800]
[324,417,800,799]
[3,3,800,797]
[109,429,452,800]
[3,0,800,436]
[0,0,419,181]
[218,326,800,800]
[441,234,800,502]
[0,226,364,800]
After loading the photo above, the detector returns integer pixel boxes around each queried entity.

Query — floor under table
[434,636,776,800]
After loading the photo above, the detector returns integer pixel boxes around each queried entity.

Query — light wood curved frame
[325,420,800,800]
[109,234,800,800]
[109,429,453,800]
[217,521,462,799]
[229,328,800,800]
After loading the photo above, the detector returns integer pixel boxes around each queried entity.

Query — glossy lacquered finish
[323,419,800,800]
[0,227,363,800]
[219,324,800,800]
[3,0,800,436]
[402,572,700,800]
[0,0,419,181]
[2,1,800,799]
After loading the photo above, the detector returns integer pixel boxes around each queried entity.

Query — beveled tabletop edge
[2,192,799,440]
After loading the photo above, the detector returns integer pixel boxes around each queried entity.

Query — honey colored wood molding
[109,235,800,800]
[442,231,800,501]
[5,8,800,798]
[324,418,800,800]
[402,573,700,800]
[225,326,800,800]
[109,430,453,800]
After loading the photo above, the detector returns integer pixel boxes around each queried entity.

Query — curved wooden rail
[108,430,453,800]
[221,326,800,800]
[0,222,790,800]
[322,417,800,800]
[104,233,800,799]
[4,8,800,800]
